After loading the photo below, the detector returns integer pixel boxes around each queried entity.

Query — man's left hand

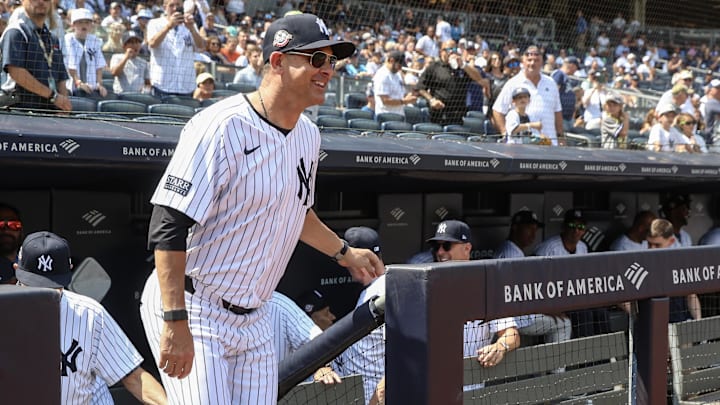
[338,247,384,286]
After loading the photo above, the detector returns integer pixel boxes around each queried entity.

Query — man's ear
[269,52,283,70]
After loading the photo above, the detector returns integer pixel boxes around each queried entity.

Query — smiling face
[280,45,335,107]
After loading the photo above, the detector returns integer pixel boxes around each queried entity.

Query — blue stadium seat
[134,115,186,123]
[69,96,97,112]
[226,82,257,93]
[318,106,342,117]
[211,89,238,98]
[403,105,425,124]
[381,121,413,131]
[344,92,367,109]
[343,109,374,121]
[465,110,486,119]
[461,117,485,134]
[316,116,347,129]
[396,132,429,139]
[118,92,161,106]
[163,95,200,108]
[375,112,405,124]
[323,92,338,107]
[432,133,467,141]
[412,122,443,134]
[97,99,147,117]
[347,118,381,131]
[148,103,196,119]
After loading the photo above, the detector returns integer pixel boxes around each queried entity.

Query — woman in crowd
[102,22,125,53]
[673,112,707,153]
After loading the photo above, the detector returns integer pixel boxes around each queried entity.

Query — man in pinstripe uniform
[140,13,382,405]
[14,231,167,404]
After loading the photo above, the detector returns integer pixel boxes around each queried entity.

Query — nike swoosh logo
[244,145,260,155]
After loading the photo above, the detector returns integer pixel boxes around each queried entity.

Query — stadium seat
[97,99,146,117]
[381,121,412,132]
[403,105,425,124]
[443,124,466,133]
[375,112,405,124]
[163,95,200,109]
[347,118,380,131]
[226,82,257,93]
[465,110,485,119]
[317,106,342,117]
[323,92,338,107]
[69,96,97,112]
[343,109,374,121]
[211,89,238,98]
[316,116,347,129]
[396,132,429,139]
[118,92,161,106]
[148,103,196,119]
[74,113,128,120]
[432,133,467,141]
[467,135,486,142]
[415,97,428,108]
[344,92,367,109]
[134,115,186,123]
[462,117,485,134]
[412,122,443,134]
[200,98,218,107]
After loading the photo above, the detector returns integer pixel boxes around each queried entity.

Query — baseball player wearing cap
[14,231,167,404]
[140,13,381,405]
[372,51,416,116]
[64,8,108,98]
[109,30,150,94]
[661,194,693,247]
[534,209,589,257]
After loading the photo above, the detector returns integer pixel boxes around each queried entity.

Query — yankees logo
[315,18,330,37]
[437,223,447,233]
[61,339,83,376]
[37,254,53,272]
[296,157,314,206]
[86,48,95,61]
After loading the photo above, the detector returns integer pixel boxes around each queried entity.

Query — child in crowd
[109,30,150,94]
[64,8,107,99]
[505,87,545,144]
[193,72,215,102]
[600,93,629,149]
[647,104,687,152]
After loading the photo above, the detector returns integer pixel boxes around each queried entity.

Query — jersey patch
[164,175,193,196]
[273,30,292,48]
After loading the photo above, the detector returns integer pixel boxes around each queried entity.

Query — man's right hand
[168,12,184,29]
[158,319,194,379]
[125,47,138,59]
[54,94,72,111]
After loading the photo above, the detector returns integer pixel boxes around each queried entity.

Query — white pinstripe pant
[140,271,277,405]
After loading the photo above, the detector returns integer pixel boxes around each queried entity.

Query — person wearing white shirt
[100,2,124,28]
[435,15,451,43]
[609,210,655,252]
[415,25,438,59]
[64,8,107,98]
[147,0,206,97]
[372,51,416,116]
[493,45,564,145]
[660,194,694,248]
[646,104,688,152]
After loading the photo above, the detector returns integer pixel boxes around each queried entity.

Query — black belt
[184,275,255,315]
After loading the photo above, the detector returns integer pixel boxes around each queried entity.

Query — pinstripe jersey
[267,291,322,364]
[533,235,588,256]
[150,95,320,309]
[60,290,143,404]
[493,239,525,259]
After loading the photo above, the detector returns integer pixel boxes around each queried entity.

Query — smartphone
[176,6,184,14]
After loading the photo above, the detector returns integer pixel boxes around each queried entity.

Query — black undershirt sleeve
[147,205,196,251]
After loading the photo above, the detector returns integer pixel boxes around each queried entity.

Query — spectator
[435,15,451,43]
[575,10,587,54]
[232,43,262,88]
[581,69,611,129]
[373,51,416,116]
[364,51,382,76]
[1,0,71,111]
[14,231,168,404]
[596,31,610,57]
[660,194,693,247]
[702,79,720,141]
[400,8,418,37]
[415,25,438,59]
[483,52,509,115]
[636,55,655,81]
[221,33,241,65]
[646,104,687,152]
[100,1,124,28]
[666,53,683,74]
[147,0,206,99]
[658,81,695,116]
[600,93,629,149]
[493,45,564,145]
[646,219,701,322]
[131,8,153,39]
[552,56,580,127]
[64,8,107,99]
[192,71,214,102]
[610,210,656,251]
[416,39,485,126]
[296,289,336,331]
[504,87,544,144]
[583,47,604,71]
[674,112,707,153]
[640,108,656,136]
[699,224,720,246]
[101,22,125,53]
[109,30,150,94]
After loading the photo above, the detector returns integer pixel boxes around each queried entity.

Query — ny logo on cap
[38,255,53,272]
[437,223,447,233]
[315,17,330,36]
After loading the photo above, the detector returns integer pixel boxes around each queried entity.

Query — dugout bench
[669,315,720,404]
[464,331,629,404]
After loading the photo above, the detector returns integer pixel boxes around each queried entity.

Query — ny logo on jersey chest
[61,339,83,376]
[296,157,314,206]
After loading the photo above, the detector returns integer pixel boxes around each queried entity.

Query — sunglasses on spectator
[507,61,520,68]
[430,241,458,252]
[681,121,696,126]
[210,42,220,46]
[0,220,22,231]
[443,47,458,53]
[566,222,587,230]
[286,51,337,69]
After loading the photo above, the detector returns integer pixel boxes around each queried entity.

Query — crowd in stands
[1,0,719,150]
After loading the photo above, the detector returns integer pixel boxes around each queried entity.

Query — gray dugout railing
[385,246,720,405]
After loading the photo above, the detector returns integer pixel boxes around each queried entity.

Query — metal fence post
[635,297,669,405]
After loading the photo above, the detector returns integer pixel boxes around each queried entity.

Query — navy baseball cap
[0,257,15,283]
[16,231,73,289]
[426,220,471,243]
[565,56,580,67]
[262,13,355,63]
[511,210,544,228]
[122,30,143,45]
[344,226,381,256]
[563,209,587,224]
[387,51,406,67]
[297,289,328,315]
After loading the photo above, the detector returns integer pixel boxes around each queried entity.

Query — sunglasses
[210,42,220,46]
[430,241,457,252]
[566,222,587,231]
[682,121,696,126]
[286,51,337,69]
[507,61,520,68]
[443,47,458,53]
[0,220,22,231]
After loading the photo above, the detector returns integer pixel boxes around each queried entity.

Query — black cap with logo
[344,226,381,256]
[297,289,328,315]
[511,210,544,227]
[15,231,73,289]
[426,220,472,243]
[262,13,355,63]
